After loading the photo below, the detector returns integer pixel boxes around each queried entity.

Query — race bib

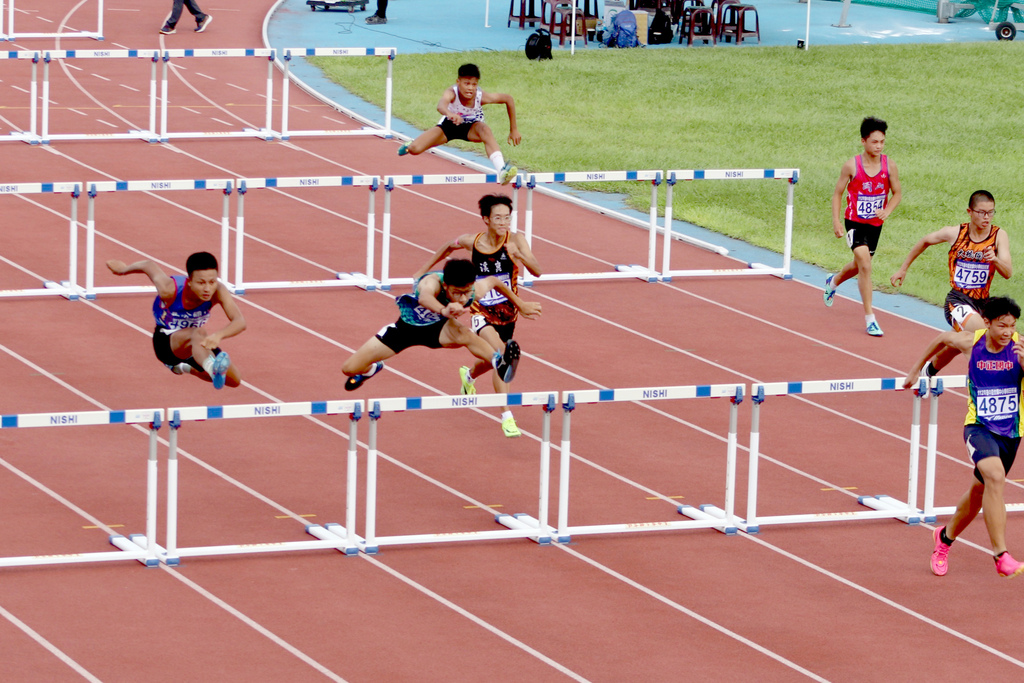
[953,259,990,290]
[976,387,1019,420]
[477,273,511,307]
[856,193,885,220]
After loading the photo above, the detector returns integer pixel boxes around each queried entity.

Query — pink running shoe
[995,552,1024,578]
[931,527,951,577]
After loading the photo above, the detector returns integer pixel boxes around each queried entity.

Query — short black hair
[982,296,1020,322]
[186,251,218,277]
[861,116,887,139]
[458,63,481,79]
[969,190,995,209]
[442,258,477,288]
[479,194,513,218]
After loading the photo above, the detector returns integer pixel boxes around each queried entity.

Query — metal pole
[662,173,675,280]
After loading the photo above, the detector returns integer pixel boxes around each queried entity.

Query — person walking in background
[365,0,388,24]
[160,0,212,35]
[823,116,902,337]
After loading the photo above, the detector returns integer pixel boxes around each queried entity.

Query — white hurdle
[2,0,104,40]
[84,178,234,298]
[555,384,746,542]
[362,392,559,553]
[164,399,363,565]
[746,377,925,533]
[231,174,381,293]
[662,169,798,281]
[0,180,82,300]
[0,407,163,569]
[280,47,395,140]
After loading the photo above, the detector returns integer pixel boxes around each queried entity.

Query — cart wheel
[996,21,1016,40]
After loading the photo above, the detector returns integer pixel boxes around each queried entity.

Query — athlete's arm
[411,235,473,281]
[903,330,973,389]
[202,284,247,350]
[876,160,902,222]
[990,228,1012,280]
[106,259,176,303]
[477,276,541,319]
[831,158,856,238]
[417,275,465,318]
[437,89,460,124]
[506,233,542,277]
[890,225,958,287]
[482,92,520,146]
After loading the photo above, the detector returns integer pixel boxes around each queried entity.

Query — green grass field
[311,42,1024,310]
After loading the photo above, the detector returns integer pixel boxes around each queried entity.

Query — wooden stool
[685,6,715,45]
[508,0,542,29]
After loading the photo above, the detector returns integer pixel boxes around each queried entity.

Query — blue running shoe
[823,274,836,307]
[866,321,884,337]
[345,361,384,391]
[210,351,231,389]
[398,142,410,156]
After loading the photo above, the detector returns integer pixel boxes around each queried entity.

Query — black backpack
[525,28,553,60]
[648,8,673,44]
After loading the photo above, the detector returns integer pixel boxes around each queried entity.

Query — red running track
[2,1,1024,681]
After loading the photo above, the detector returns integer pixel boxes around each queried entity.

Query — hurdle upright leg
[555,394,574,543]
[363,402,381,554]
[165,411,180,565]
[219,182,233,288]
[923,378,943,523]
[234,182,247,294]
[745,388,764,533]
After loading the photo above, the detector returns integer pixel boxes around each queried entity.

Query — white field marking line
[554,544,829,681]
[65,63,83,72]
[156,567,350,683]
[0,603,103,683]
[180,106,202,115]
[195,72,217,81]
[10,85,31,94]
[95,119,118,129]
[90,73,111,82]
[360,555,592,683]
[227,83,249,92]
[118,83,140,92]
[0,331,587,681]
[67,108,89,117]
[166,63,257,128]
[741,532,1024,670]
[210,117,233,127]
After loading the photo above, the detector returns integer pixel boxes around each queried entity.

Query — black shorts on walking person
[845,218,883,256]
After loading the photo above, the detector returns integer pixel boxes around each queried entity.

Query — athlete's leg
[404,127,449,156]
[342,336,396,377]
[933,312,984,374]
[466,122,500,157]
[849,246,874,316]
[440,318,495,363]
[977,455,1010,555]
[944,478,985,541]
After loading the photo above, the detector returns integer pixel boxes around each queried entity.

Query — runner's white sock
[865,314,877,326]
[172,363,192,375]
[202,355,215,374]
[363,362,382,377]
[489,151,505,171]
[501,410,513,421]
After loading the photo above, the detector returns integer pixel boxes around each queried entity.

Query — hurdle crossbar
[3,0,104,40]
[164,399,363,564]
[362,391,559,553]
[662,169,798,281]
[231,174,380,293]
[280,48,395,141]
[746,377,924,533]
[82,178,234,298]
[0,407,163,569]
[555,384,745,543]
[0,181,83,299]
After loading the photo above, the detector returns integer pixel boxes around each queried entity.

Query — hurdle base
[614,264,658,283]
[678,504,738,535]
[43,280,81,301]
[496,513,553,545]
[306,522,362,555]
[336,272,377,291]
[109,534,162,567]
[857,494,921,525]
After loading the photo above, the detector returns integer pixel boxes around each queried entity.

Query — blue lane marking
[787,381,803,394]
